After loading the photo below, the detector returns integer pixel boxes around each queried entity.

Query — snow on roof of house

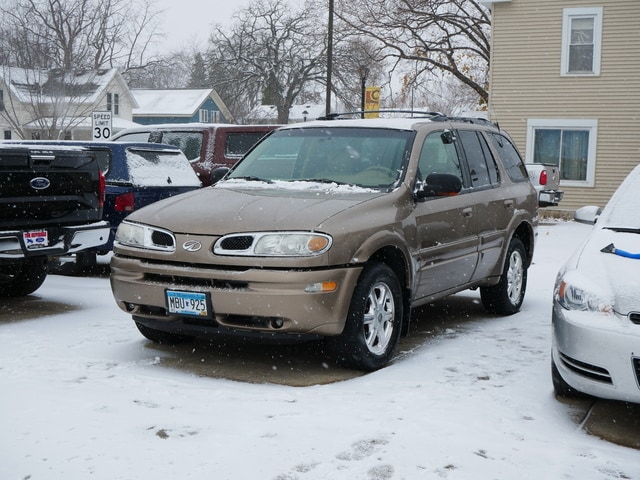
[0,67,122,105]
[130,89,212,116]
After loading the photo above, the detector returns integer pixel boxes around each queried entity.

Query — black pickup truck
[0,143,110,296]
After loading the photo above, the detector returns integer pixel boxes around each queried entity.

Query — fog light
[271,318,284,329]
[304,281,338,293]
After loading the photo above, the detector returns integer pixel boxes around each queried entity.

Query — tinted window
[458,130,499,188]
[225,132,269,157]
[488,133,528,182]
[163,132,204,162]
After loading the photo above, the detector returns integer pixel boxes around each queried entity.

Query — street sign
[92,111,112,140]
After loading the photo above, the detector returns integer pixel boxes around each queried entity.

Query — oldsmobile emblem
[30,177,51,190]
[182,240,202,252]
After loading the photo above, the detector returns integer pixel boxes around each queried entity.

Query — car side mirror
[574,205,602,225]
[210,167,230,185]
[415,173,463,199]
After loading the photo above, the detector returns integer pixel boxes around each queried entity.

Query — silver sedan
[552,165,640,404]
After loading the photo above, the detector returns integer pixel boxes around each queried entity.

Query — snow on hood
[125,180,383,235]
[218,178,378,194]
[573,227,640,315]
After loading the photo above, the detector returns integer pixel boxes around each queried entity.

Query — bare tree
[0,0,163,74]
[335,0,491,105]
[206,0,326,124]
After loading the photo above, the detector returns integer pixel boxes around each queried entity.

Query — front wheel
[480,238,527,315]
[327,262,403,371]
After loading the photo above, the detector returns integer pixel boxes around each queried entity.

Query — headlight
[115,221,175,252]
[214,232,331,257]
[555,271,612,313]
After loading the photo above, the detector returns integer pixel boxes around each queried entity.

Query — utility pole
[325,0,334,117]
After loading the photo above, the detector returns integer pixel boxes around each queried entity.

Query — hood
[124,181,384,235]
[574,227,640,315]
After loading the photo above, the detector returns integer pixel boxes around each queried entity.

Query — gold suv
[110,114,538,371]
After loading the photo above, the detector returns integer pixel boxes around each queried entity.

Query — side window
[488,133,528,182]
[458,130,499,189]
[418,131,463,183]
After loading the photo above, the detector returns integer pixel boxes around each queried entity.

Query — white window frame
[525,119,598,187]
[199,109,209,122]
[561,7,603,76]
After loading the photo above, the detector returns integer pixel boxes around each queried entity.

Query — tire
[551,358,589,399]
[480,237,527,315]
[135,321,193,345]
[0,257,48,297]
[327,262,403,371]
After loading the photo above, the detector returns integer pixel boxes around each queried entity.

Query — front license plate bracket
[165,290,212,318]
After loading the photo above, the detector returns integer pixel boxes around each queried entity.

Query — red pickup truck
[111,123,280,186]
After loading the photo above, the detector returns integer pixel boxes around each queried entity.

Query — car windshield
[122,148,201,187]
[599,165,640,229]
[227,127,414,189]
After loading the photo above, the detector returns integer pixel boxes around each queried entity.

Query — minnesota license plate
[166,290,211,317]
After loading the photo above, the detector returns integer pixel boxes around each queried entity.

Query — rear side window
[458,130,499,188]
[488,133,528,182]
[124,149,201,187]
[225,132,269,157]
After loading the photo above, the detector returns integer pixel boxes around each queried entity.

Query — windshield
[227,127,414,189]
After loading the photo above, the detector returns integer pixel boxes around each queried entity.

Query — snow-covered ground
[1,221,639,480]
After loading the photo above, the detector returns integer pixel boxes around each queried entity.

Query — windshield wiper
[604,227,640,234]
[229,176,273,184]
[308,178,351,186]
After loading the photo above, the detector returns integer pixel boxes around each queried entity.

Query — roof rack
[316,110,446,120]
[316,110,499,129]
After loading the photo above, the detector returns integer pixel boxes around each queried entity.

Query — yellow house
[484,0,640,211]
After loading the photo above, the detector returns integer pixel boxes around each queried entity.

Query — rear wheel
[480,238,527,315]
[135,321,193,345]
[0,257,48,297]
[327,262,402,371]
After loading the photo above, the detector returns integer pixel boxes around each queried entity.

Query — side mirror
[210,167,230,185]
[574,205,602,225]
[415,173,463,199]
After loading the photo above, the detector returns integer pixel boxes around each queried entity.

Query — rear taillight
[114,192,135,212]
[99,171,106,207]
[539,170,548,186]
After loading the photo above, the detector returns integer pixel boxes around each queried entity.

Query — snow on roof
[0,67,120,105]
[131,89,213,116]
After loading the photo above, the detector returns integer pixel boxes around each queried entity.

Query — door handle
[503,200,514,208]
[462,207,473,217]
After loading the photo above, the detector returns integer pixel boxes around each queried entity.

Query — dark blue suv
[48,141,202,271]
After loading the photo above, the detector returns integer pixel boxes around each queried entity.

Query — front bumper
[110,254,363,338]
[0,221,111,259]
[551,301,640,403]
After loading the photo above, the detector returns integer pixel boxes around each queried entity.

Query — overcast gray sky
[155,0,251,50]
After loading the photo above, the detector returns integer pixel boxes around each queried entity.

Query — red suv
[111,123,279,185]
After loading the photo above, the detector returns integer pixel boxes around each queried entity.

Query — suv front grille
[218,235,254,251]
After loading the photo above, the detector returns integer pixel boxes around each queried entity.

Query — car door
[411,130,479,301]
[456,128,509,281]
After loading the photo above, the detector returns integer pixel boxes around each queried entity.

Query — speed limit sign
[92,111,112,140]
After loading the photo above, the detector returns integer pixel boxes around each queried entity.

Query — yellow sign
[364,87,381,118]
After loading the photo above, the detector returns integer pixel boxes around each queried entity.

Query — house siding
[488,0,640,211]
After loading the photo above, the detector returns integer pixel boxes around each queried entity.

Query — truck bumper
[539,189,564,207]
[0,221,111,259]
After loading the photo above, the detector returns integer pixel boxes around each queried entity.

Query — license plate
[166,290,211,317]
[23,229,49,250]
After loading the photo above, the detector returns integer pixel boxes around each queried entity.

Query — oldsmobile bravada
[110,114,538,371]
